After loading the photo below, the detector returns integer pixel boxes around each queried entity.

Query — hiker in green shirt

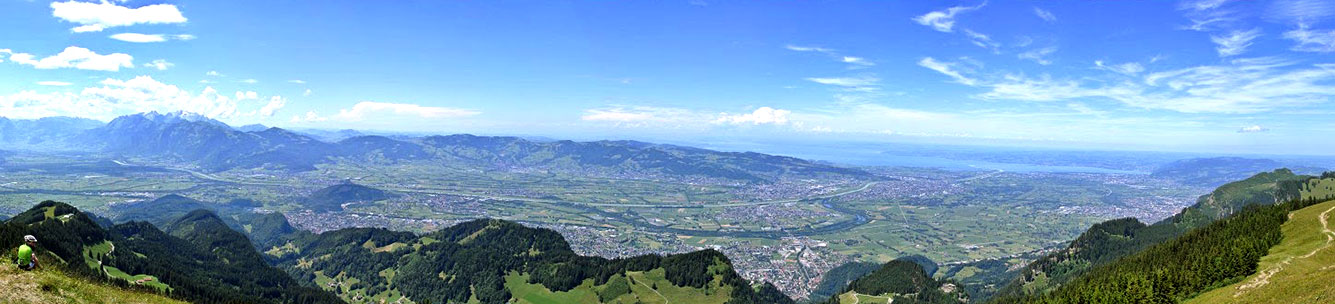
[16,235,38,271]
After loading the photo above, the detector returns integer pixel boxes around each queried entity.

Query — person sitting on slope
[16,235,38,271]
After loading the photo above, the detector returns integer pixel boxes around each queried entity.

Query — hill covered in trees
[986,171,1335,303]
[268,218,792,304]
[823,257,967,304]
[304,183,396,212]
[0,201,340,303]
[990,169,1307,301]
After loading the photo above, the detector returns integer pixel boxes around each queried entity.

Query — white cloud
[143,59,172,70]
[37,81,72,86]
[0,76,285,120]
[51,1,187,33]
[258,96,286,117]
[5,46,133,71]
[962,29,1000,51]
[972,58,1335,113]
[1210,28,1262,57]
[1263,0,1335,25]
[1238,125,1268,133]
[1017,47,1057,65]
[109,33,195,43]
[715,107,792,125]
[109,33,164,43]
[805,76,879,87]
[71,25,106,33]
[1183,0,1234,11]
[842,56,874,66]
[913,2,986,33]
[787,45,874,67]
[1033,7,1056,22]
[1095,61,1145,75]
[917,57,977,85]
[580,106,704,125]
[784,45,835,53]
[1283,25,1335,52]
[288,80,306,84]
[240,79,258,84]
[235,91,258,100]
[303,89,312,97]
[312,102,480,122]
[206,70,221,76]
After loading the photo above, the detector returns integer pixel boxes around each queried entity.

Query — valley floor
[1187,199,1335,303]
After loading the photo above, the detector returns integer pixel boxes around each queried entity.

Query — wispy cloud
[1210,28,1262,56]
[786,45,874,67]
[1033,7,1056,22]
[917,57,977,85]
[1094,60,1145,75]
[51,1,187,33]
[288,80,306,84]
[962,29,1000,52]
[109,33,195,43]
[4,46,133,71]
[913,2,986,33]
[784,45,834,53]
[240,79,258,84]
[1283,25,1335,52]
[306,101,480,122]
[968,57,1335,113]
[805,76,880,87]
[1017,47,1057,65]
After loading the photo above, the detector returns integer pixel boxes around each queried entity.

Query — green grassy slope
[0,257,184,304]
[1185,199,1335,303]
[1185,179,1335,303]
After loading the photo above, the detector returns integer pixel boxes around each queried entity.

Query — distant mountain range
[1152,157,1326,188]
[0,111,869,182]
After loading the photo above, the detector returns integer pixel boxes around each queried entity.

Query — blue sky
[3,0,1335,155]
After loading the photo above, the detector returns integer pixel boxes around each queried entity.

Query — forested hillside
[0,201,341,303]
[990,172,1335,303]
[270,218,793,304]
[991,169,1307,301]
[824,258,967,304]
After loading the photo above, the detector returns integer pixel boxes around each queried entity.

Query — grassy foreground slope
[1186,179,1335,303]
[0,262,184,304]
